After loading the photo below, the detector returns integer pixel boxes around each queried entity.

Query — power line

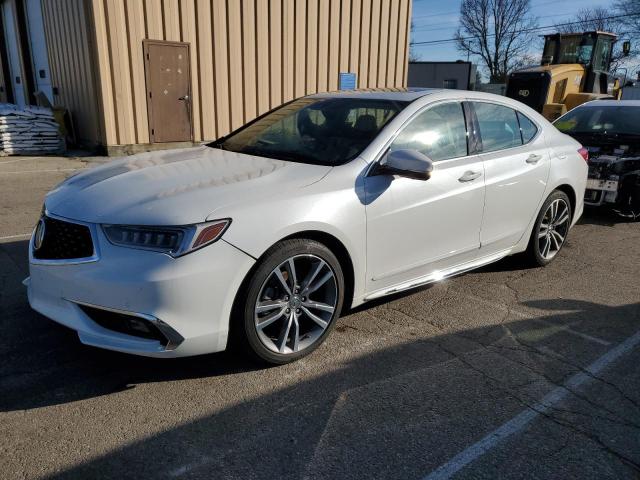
[411,0,563,21]
[412,11,586,32]
[410,13,638,46]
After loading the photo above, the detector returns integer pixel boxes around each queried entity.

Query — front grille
[33,216,94,260]
[78,305,169,346]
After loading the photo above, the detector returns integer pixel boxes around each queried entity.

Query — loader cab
[507,31,618,121]
[542,32,616,93]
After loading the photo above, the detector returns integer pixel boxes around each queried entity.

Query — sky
[410,0,614,62]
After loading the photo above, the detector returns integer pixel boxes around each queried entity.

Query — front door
[365,102,486,294]
[144,40,192,143]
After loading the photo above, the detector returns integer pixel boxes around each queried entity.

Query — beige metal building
[1,0,411,154]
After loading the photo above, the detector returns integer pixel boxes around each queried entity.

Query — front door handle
[458,171,482,182]
[526,153,542,164]
[178,95,190,101]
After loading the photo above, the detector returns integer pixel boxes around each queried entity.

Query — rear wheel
[234,239,344,364]
[526,190,572,266]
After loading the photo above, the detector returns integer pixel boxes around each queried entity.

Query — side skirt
[363,248,513,301]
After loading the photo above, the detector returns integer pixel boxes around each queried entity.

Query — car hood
[46,146,332,225]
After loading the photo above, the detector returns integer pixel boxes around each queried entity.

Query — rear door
[144,40,192,143]
[471,101,550,252]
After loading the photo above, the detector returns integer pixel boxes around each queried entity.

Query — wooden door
[143,40,192,143]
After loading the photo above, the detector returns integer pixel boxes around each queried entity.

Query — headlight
[102,219,231,257]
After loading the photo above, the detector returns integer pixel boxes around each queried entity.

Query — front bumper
[27,223,255,357]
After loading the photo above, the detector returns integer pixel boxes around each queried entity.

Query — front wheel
[234,239,344,365]
[526,190,572,266]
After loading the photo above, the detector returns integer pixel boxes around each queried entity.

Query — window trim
[467,100,542,155]
[367,100,472,175]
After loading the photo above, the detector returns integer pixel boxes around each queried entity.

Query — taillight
[578,147,589,162]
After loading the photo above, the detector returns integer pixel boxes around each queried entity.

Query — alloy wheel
[537,198,570,260]
[254,254,338,354]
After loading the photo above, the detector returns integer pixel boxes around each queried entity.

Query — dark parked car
[554,100,640,219]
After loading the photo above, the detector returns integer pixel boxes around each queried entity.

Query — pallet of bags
[0,103,65,155]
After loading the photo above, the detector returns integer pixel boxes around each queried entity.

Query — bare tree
[554,7,620,33]
[615,0,640,42]
[455,0,537,83]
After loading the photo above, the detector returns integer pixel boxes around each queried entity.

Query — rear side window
[517,112,538,144]
[391,102,468,161]
[474,102,522,152]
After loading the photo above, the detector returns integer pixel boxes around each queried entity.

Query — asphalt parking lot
[1,156,639,480]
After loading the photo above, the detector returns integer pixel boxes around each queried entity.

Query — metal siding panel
[402,0,410,85]
[255,0,269,114]
[377,0,389,86]
[196,0,215,140]
[126,0,150,143]
[212,0,230,135]
[242,0,257,121]
[327,0,339,90]
[105,0,135,144]
[395,0,408,86]
[349,0,361,79]
[88,0,117,144]
[294,0,305,98]
[282,0,294,101]
[316,0,329,93]
[163,0,180,41]
[180,0,202,140]
[305,0,317,94]
[228,0,244,129]
[145,0,164,39]
[368,0,380,87]
[358,0,370,87]
[269,0,282,107]
[386,0,399,87]
[339,0,350,73]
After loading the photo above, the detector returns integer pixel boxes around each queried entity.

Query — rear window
[517,112,538,144]
[474,102,522,152]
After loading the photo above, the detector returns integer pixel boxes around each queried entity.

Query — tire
[233,238,345,365]
[525,190,573,267]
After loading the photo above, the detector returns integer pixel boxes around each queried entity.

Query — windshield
[211,97,408,165]
[554,105,640,136]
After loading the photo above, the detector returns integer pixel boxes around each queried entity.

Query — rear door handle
[458,171,482,182]
[526,153,542,164]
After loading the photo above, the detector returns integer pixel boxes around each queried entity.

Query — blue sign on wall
[339,72,357,90]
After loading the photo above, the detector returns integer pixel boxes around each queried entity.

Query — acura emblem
[34,218,46,251]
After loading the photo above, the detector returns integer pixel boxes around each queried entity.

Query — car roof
[579,100,640,107]
[308,88,440,101]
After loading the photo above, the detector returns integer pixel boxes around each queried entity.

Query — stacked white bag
[0,103,65,155]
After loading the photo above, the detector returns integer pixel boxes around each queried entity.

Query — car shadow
[12,300,640,479]
[578,206,638,227]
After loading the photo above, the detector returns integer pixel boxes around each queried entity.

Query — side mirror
[374,149,434,181]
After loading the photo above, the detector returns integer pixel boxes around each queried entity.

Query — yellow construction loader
[506,31,630,121]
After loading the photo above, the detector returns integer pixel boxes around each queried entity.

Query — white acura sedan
[27,89,587,364]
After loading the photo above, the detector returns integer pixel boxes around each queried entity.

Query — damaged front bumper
[584,154,640,216]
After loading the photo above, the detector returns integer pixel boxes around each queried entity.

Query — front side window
[474,102,522,152]
[213,97,407,166]
[390,102,468,161]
